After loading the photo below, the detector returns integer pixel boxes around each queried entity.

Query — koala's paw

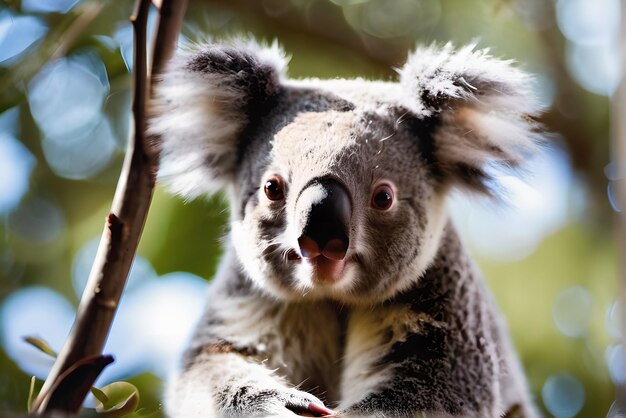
[247,387,335,417]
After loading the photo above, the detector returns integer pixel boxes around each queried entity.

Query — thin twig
[150,0,188,76]
[33,0,187,414]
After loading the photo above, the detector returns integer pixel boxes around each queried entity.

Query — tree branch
[33,0,188,414]
[150,0,188,76]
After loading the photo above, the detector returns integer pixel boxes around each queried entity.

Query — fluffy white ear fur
[148,40,288,198]
[399,43,545,193]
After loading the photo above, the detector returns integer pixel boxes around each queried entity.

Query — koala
[148,40,544,418]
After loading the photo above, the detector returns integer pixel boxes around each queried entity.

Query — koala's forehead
[270,108,419,169]
[239,83,428,193]
[272,111,358,161]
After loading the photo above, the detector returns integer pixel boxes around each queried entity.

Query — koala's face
[233,107,447,304]
[150,42,542,305]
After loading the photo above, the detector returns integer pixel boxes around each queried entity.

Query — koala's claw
[251,388,335,417]
[282,389,335,417]
[287,401,336,417]
[306,402,336,416]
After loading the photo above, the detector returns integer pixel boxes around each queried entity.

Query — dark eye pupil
[264,178,284,200]
[266,180,278,192]
[374,191,391,208]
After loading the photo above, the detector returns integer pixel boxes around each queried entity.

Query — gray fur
[149,40,542,417]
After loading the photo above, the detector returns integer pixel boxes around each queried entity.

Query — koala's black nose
[296,179,351,261]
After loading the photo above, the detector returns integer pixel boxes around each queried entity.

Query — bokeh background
[0,0,622,416]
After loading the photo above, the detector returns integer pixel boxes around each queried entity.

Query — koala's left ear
[149,40,288,198]
[399,43,544,194]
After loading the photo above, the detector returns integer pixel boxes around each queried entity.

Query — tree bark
[33,0,188,414]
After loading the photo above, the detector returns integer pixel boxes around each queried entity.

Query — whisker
[261,242,282,257]
[395,111,410,129]
[379,133,394,143]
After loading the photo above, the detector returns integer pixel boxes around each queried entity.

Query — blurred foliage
[0,0,619,417]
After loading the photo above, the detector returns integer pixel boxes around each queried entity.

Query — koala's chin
[151,40,544,418]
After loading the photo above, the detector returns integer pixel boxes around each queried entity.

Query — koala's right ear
[148,41,288,198]
[399,43,544,195]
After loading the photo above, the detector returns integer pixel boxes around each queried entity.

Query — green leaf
[23,336,58,358]
[91,386,109,405]
[27,376,37,413]
[93,381,140,418]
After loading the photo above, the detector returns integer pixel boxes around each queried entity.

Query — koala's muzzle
[296,179,351,261]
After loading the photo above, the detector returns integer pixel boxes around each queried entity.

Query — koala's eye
[264,176,285,201]
[371,183,394,210]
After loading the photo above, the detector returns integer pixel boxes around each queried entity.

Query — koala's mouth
[309,256,345,282]
[296,236,347,282]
